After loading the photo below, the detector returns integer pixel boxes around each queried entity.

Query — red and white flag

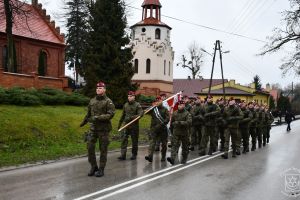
[162,91,182,113]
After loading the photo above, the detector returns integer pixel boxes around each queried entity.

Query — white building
[131,0,174,96]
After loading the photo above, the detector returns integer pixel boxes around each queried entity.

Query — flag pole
[118,92,182,132]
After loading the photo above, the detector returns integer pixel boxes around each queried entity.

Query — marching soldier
[256,105,266,148]
[239,101,253,153]
[145,96,170,162]
[167,100,192,165]
[249,102,258,151]
[264,106,274,145]
[199,95,221,156]
[190,97,205,151]
[155,93,167,152]
[118,91,144,160]
[80,81,115,177]
[222,97,243,159]
[216,98,227,152]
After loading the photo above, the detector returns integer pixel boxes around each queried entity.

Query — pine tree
[253,75,262,91]
[65,0,90,85]
[83,0,134,108]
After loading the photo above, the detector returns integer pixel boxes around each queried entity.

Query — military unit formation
[80,82,275,177]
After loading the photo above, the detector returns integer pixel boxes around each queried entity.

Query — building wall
[131,25,174,89]
[0,33,65,78]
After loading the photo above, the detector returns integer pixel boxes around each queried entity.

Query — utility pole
[208,40,226,100]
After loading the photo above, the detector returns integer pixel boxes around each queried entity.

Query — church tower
[131,0,174,96]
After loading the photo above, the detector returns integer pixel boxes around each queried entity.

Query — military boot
[167,157,175,165]
[189,146,195,151]
[161,153,166,162]
[258,143,262,148]
[198,150,206,156]
[145,155,153,163]
[88,166,99,176]
[95,168,104,177]
[155,145,160,152]
[208,148,213,155]
[266,138,269,143]
[221,153,228,159]
[130,155,137,160]
[118,150,126,160]
[232,150,237,158]
[236,149,241,156]
[181,157,187,164]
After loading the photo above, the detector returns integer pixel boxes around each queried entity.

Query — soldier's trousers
[240,127,250,151]
[256,126,263,147]
[191,125,202,148]
[148,129,168,159]
[170,133,189,161]
[121,128,139,156]
[224,128,238,153]
[266,126,271,142]
[249,127,257,149]
[262,126,268,145]
[87,131,110,169]
[199,126,217,153]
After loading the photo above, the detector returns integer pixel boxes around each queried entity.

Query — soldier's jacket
[119,100,143,130]
[265,111,274,127]
[171,109,192,135]
[82,95,115,132]
[191,103,205,126]
[203,102,221,126]
[249,108,258,128]
[150,105,169,132]
[216,104,227,127]
[257,109,266,128]
[185,103,192,113]
[224,105,243,128]
[239,107,253,128]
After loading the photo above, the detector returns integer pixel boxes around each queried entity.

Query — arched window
[146,59,151,74]
[38,50,47,76]
[134,59,138,73]
[168,61,171,76]
[2,45,8,72]
[155,28,161,39]
[164,60,166,75]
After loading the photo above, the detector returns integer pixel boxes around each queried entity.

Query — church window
[146,59,151,74]
[155,28,161,39]
[134,59,138,73]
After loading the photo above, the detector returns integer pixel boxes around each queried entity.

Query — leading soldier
[80,81,115,177]
[118,91,144,160]
[239,101,253,153]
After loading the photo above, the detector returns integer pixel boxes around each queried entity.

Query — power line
[126,5,267,44]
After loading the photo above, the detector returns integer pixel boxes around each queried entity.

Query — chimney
[266,83,271,92]
[188,76,191,80]
[32,0,38,6]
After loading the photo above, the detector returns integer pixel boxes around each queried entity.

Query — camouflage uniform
[185,102,193,148]
[249,107,258,151]
[118,100,143,159]
[147,105,170,161]
[256,108,266,148]
[190,102,205,150]
[266,111,274,144]
[223,105,243,157]
[169,108,192,164]
[81,94,115,173]
[239,107,253,153]
[216,104,227,151]
[199,102,220,155]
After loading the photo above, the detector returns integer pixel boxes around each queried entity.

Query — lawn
[0,105,151,167]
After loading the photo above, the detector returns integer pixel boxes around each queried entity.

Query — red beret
[96,82,106,88]
[156,96,162,101]
[128,91,135,96]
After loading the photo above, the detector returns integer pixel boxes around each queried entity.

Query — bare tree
[260,0,300,76]
[1,0,31,72]
[177,41,205,79]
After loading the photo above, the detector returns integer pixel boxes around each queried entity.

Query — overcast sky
[38,0,299,89]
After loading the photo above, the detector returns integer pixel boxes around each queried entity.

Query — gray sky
[39,0,299,89]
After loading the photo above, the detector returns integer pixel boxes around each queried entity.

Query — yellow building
[195,80,270,106]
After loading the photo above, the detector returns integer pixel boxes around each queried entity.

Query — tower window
[155,28,161,39]
[164,60,166,75]
[169,61,171,76]
[142,27,146,33]
[146,59,151,74]
[134,59,138,73]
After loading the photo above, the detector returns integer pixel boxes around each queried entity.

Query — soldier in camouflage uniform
[265,107,274,144]
[80,81,115,177]
[222,98,243,159]
[118,91,144,160]
[190,97,205,151]
[145,96,170,162]
[155,93,167,152]
[239,101,253,154]
[256,105,266,148]
[167,100,192,165]
[216,98,227,152]
[199,95,221,156]
[249,102,258,151]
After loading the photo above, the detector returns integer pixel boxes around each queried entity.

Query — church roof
[0,0,65,45]
[131,17,172,29]
[142,0,162,7]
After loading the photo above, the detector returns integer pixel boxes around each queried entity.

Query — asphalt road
[0,120,300,200]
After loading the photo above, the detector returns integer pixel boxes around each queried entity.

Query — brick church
[0,0,68,90]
